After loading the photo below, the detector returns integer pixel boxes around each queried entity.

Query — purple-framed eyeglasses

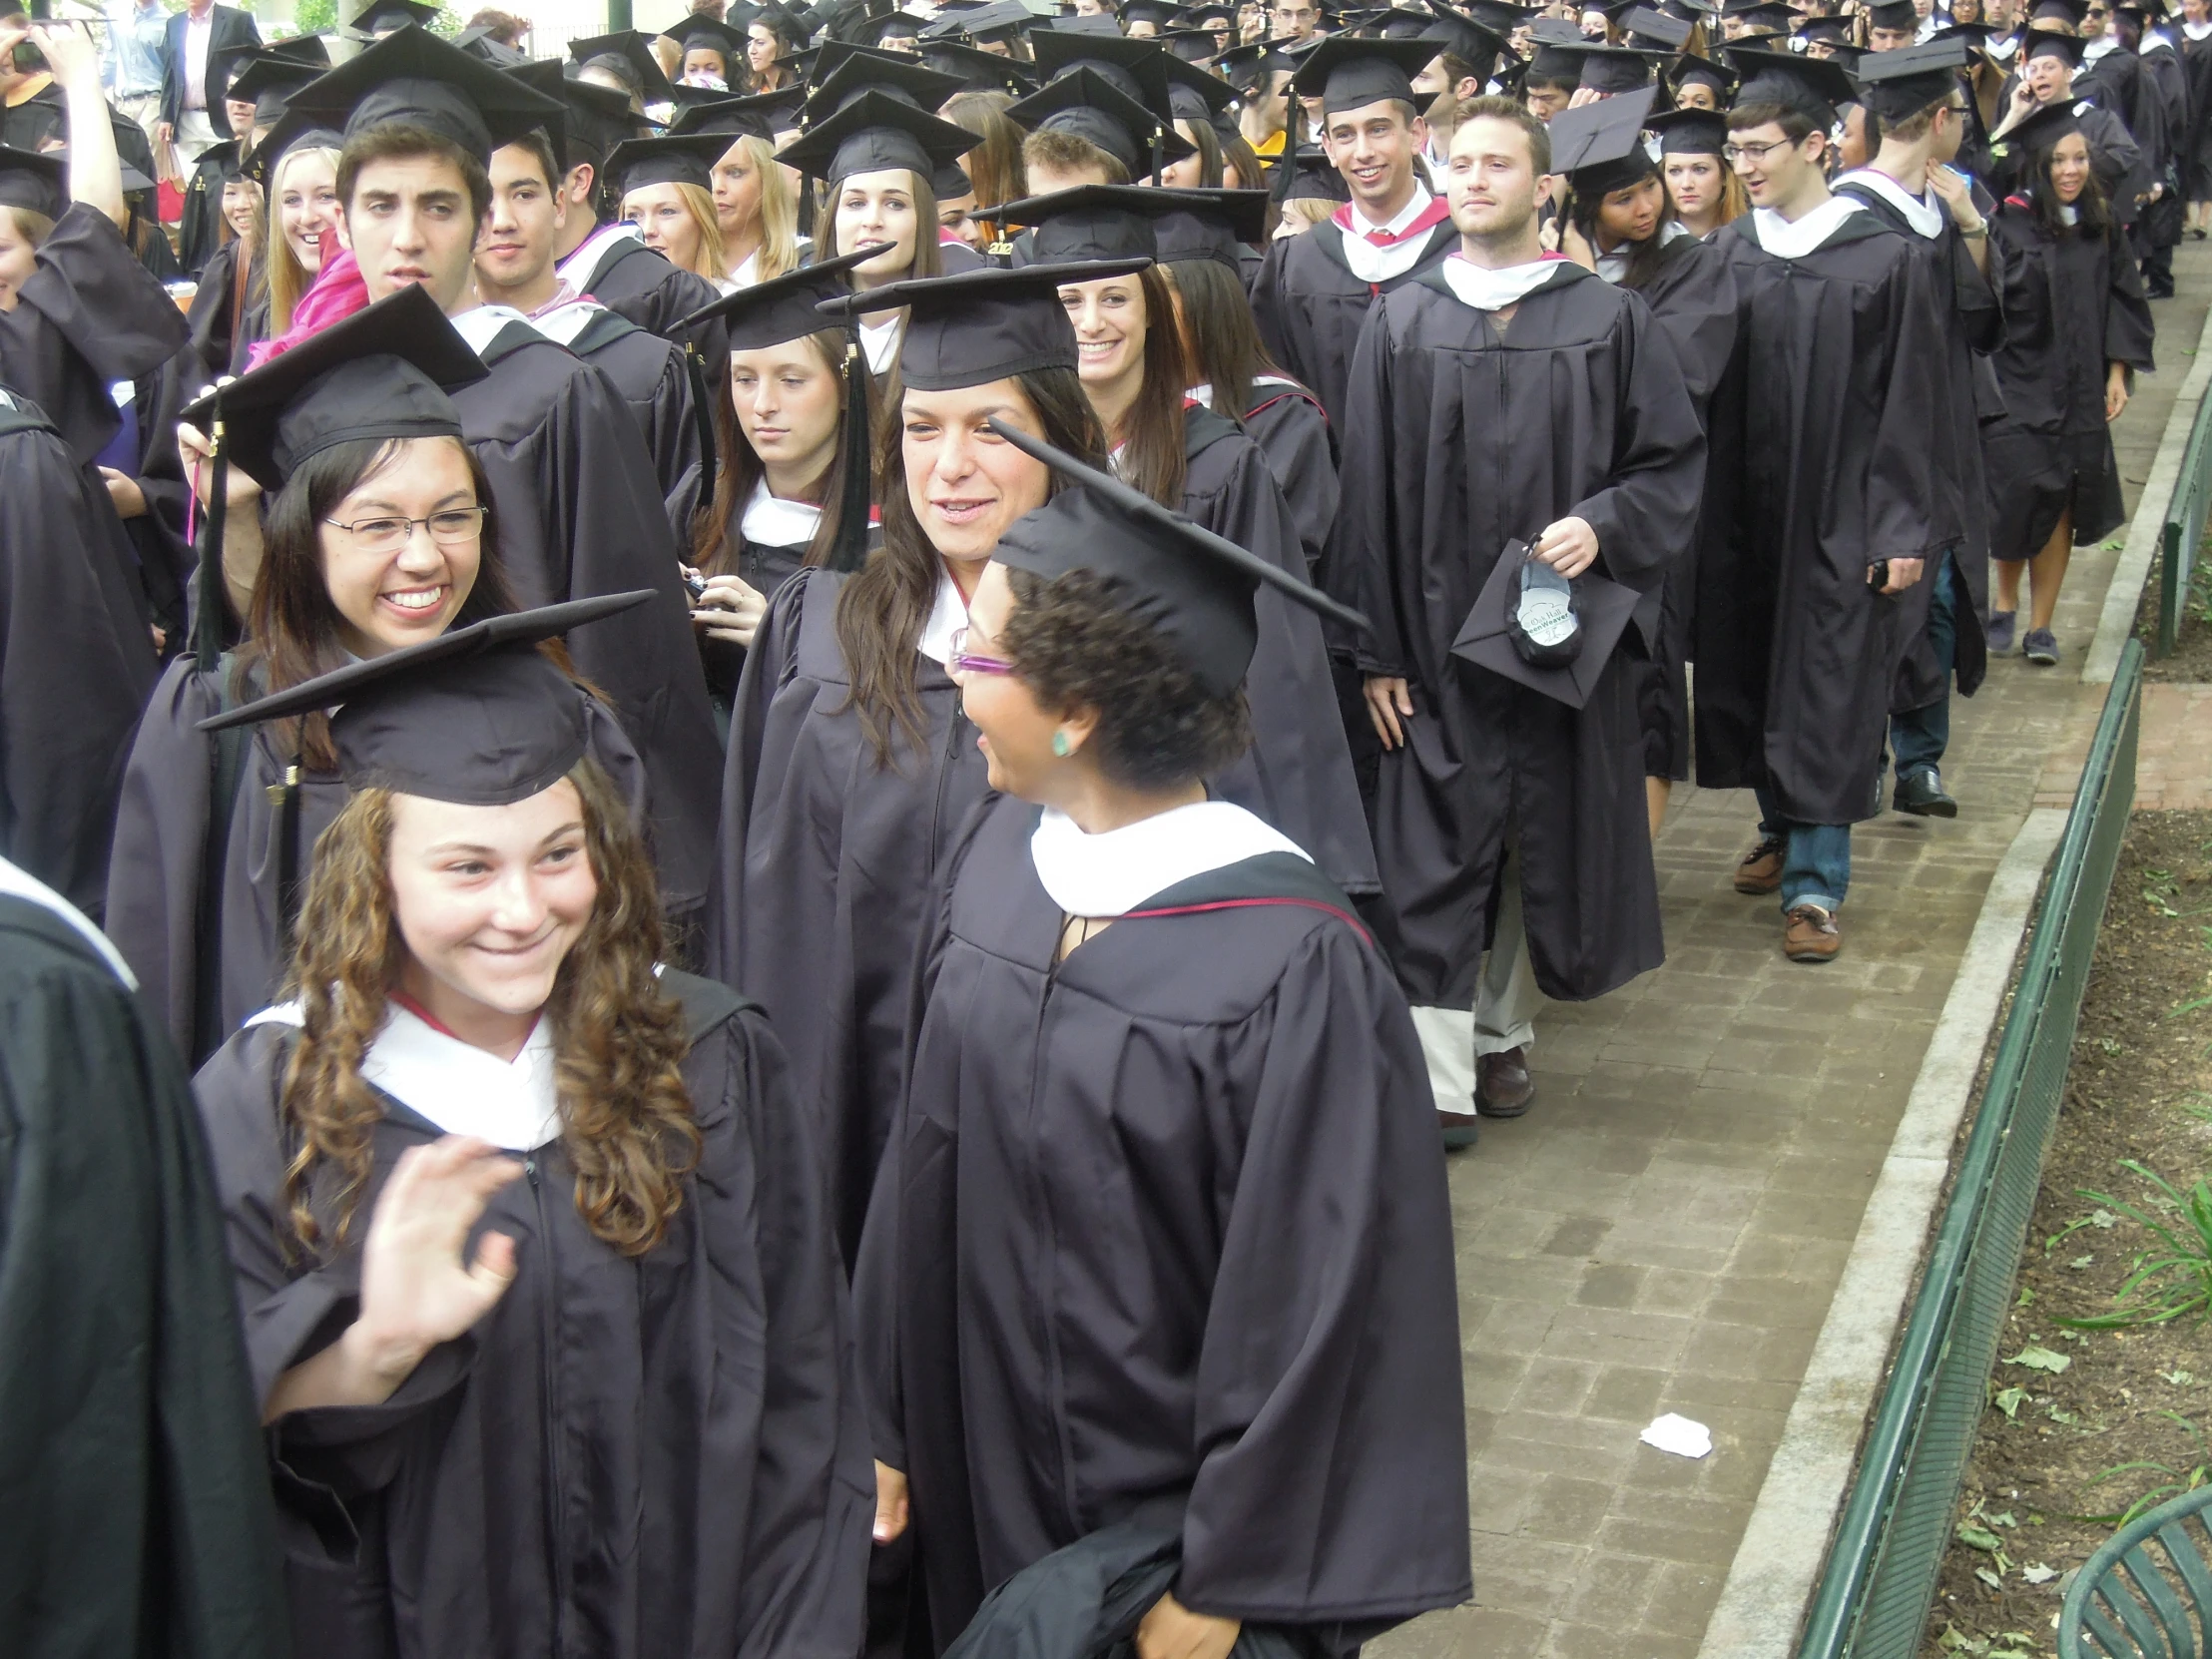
[949,626,1015,677]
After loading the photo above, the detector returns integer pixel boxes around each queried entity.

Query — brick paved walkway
[1374,246,2212,1659]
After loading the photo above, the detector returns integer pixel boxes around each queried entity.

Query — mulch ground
[2136,535,2212,683]
[1921,809,2212,1659]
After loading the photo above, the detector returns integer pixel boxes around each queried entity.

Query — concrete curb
[2083,300,2212,686]
[1695,808,2068,1659]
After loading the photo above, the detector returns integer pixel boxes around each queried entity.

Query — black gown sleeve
[1560,294,1706,588]
[2104,220,2159,372]
[706,570,811,981]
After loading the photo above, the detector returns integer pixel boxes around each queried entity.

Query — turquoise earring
[1051,731,1072,758]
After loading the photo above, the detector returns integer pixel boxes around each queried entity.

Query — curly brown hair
[1000,566,1252,790]
[276,753,702,1261]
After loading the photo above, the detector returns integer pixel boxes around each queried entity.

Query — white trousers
[1408,854,1540,1110]
[172,108,220,169]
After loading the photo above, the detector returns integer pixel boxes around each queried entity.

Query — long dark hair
[1567,166,1682,291]
[1176,118,1225,188]
[692,327,856,574]
[237,435,518,771]
[2025,132,2113,238]
[1161,256,1288,423]
[1099,265,1194,509]
[943,91,1028,245]
[834,365,1107,767]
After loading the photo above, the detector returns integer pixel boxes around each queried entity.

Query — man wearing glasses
[1272,0,1321,42]
[1697,50,1941,965]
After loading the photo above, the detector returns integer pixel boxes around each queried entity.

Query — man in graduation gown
[1988,13,2151,215]
[1832,40,2001,820]
[280,28,724,937]
[1698,52,1945,962]
[0,855,287,1659]
[1328,95,1705,1136]
[477,130,708,544]
[1251,38,1458,428]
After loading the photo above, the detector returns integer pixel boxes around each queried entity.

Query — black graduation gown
[1696,209,1948,826]
[710,567,985,1265]
[697,527,824,709]
[1234,375,1338,572]
[568,231,724,355]
[1982,200,2157,557]
[105,661,648,1065]
[1832,173,2001,714]
[183,237,258,384]
[0,886,286,1659]
[192,973,873,1659]
[1617,233,1742,783]
[0,81,64,151]
[1990,95,2148,223]
[2180,28,2212,198]
[453,319,724,920]
[1251,217,1458,426]
[556,305,708,547]
[852,793,1470,1653]
[1180,407,1378,896]
[1328,262,1706,1004]
[0,392,159,919]
[178,148,233,277]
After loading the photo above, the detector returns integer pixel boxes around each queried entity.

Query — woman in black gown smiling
[856,426,1469,1658]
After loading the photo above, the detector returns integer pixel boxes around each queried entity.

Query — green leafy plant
[2058,1164,2212,1331]
[2085,1414,2212,1526]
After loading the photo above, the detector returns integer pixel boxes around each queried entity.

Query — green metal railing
[2158,396,2212,657]
[1797,640,2145,1659]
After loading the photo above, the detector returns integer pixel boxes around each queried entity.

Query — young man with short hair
[1329,96,1706,1143]
[1698,53,1944,962]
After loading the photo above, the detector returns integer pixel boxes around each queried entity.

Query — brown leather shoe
[1784,903,1841,962]
[1475,1046,1534,1118]
[1735,836,1785,895]
[1438,1108,1479,1150]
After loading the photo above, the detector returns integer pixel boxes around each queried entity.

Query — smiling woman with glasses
[106,295,646,1065]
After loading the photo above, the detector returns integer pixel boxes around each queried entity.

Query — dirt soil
[1922,811,2212,1659]
[2136,534,2212,683]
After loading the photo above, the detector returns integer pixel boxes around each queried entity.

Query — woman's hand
[178,413,262,515]
[873,1460,910,1543]
[1532,515,1599,578]
[99,466,148,520]
[692,571,769,649]
[1135,1592,1242,1659]
[1364,675,1412,750]
[29,23,99,92]
[2106,361,2131,422]
[1558,216,1598,272]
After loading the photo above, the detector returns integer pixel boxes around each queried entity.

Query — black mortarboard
[997,181,1194,258]
[1863,0,1919,28]
[663,14,753,68]
[1149,185,1270,264]
[858,9,927,47]
[1550,84,1660,194]
[212,42,263,99]
[1417,5,1512,74]
[934,0,1038,40]
[807,43,967,117]
[0,146,64,219]
[1854,37,1968,121]
[1276,142,1350,202]
[1723,0,1798,28]
[663,89,785,140]
[567,31,680,105]
[288,26,564,163]
[1123,0,1185,27]
[179,284,488,490]
[348,0,439,35]
[1668,50,1735,94]
[508,58,641,172]
[985,417,1367,694]
[1033,12,1133,36]
[1005,68,1197,173]
[241,108,346,188]
[1029,27,1180,115]
[1287,34,1437,110]
[1162,51,1239,119]
[778,89,979,182]
[2029,0,2089,22]
[1455,0,1538,33]
[2000,96,2083,154]
[1526,18,1594,80]
[268,33,337,67]
[1726,42,1857,118]
[1450,543,1638,709]
[1212,38,1298,92]
[1154,27,1221,62]
[1796,16,1852,45]
[455,22,530,67]
[923,38,1044,92]
[1622,5,1693,46]
[2020,25,2086,64]
[1647,102,1728,152]
[819,260,1150,387]
[604,132,740,194]
[229,51,327,129]
[198,595,655,806]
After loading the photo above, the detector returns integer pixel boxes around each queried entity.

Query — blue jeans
[1755,788,1852,912]
[1891,550,1957,780]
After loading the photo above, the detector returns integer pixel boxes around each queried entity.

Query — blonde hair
[722,133,800,281]
[3,204,55,247]
[628,181,729,282]
[268,144,344,338]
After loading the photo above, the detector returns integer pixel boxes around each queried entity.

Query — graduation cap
[663,14,754,71]
[1795,16,1853,46]
[267,33,337,67]
[930,0,1038,41]
[1726,42,1857,119]
[1667,49,1736,97]
[1548,84,1659,195]
[2020,25,2086,64]
[1862,0,1919,29]
[1035,11,1136,36]
[507,57,641,173]
[604,132,743,195]
[1287,35,1438,112]
[287,26,565,163]
[198,594,656,810]
[455,22,530,67]
[1999,95,2083,154]
[807,43,967,118]
[1647,102,1728,151]
[997,181,1200,258]
[241,108,346,188]
[347,0,439,36]
[1123,0,1185,29]
[923,38,1044,93]
[1149,185,1270,265]
[568,31,680,106]
[1212,38,1298,92]
[1006,68,1197,175]
[1417,5,1514,75]
[818,259,1150,387]
[1453,0,1540,34]
[1622,5,1693,47]
[1537,38,1665,92]
[1853,37,1969,123]
[663,89,787,140]
[1720,0,1798,29]
[229,51,328,129]
[0,146,64,219]
[858,9,928,47]
[1449,542,1637,708]
[1276,141,1350,202]
[1526,18,1596,81]
[778,89,978,183]
[984,416,1366,694]
[2028,0,2090,22]
[1161,52,1239,120]
[1029,26,1180,115]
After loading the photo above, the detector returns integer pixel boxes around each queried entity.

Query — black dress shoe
[1893,767,1957,819]
[1438,1108,1480,1150]
[1475,1046,1535,1118]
